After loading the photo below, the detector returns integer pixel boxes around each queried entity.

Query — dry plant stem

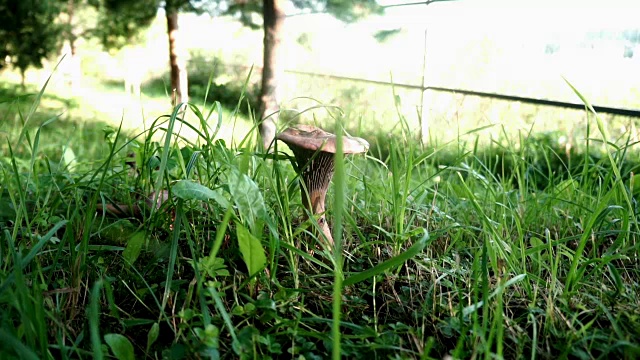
[97,203,141,218]
[96,190,169,218]
[292,148,335,245]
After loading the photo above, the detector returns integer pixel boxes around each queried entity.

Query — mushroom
[277,125,369,245]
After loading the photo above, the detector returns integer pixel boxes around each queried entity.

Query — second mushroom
[277,125,369,245]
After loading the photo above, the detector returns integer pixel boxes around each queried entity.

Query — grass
[1,71,640,360]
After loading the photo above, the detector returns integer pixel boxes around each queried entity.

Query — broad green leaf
[104,333,135,360]
[146,323,160,353]
[343,230,430,287]
[236,224,266,277]
[122,231,145,265]
[172,180,230,207]
[196,256,230,278]
[172,180,215,200]
[227,170,267,231]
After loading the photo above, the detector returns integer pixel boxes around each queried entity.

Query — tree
[0,0,64,89]
[58,0,104,92]
[228,0,383,150]
[0,0,153,92]
[258,0,284,150]
[166,1,190,105]
[62,0,81,91]
[98,0,211,105]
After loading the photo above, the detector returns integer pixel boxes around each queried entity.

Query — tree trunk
[20,69,26,91]
[66,0,81,94]
[259,0,285,151]
[166,10,188,106]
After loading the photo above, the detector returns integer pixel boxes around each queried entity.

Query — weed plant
[0,74,639,360]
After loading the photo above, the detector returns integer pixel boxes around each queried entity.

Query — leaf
[104,334,135,360]
[122,231,145,266]
[193,255,230,278]
[343,230,430,287]
[172,180,214,200]
[236,224,266,277]
[146,323,160,353]
[233,326,259,356]
[227,170,267,231]
[172,180,229,207]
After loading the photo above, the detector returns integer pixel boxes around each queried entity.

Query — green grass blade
[89,280,105,360]
[563,78,637,232]
[332,125,345,360]
[0,220,68,295]
[150,104,182,217]
[16,56,64,146]
[0,328,40,360]
[161,199,184,321]
[343,230,429,286]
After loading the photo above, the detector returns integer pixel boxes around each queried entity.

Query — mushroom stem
[290,148,335,244]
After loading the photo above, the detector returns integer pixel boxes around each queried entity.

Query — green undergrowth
[1,77,640,360]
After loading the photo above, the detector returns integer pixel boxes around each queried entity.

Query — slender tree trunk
[20,69,26,91]
[259,0,285,150]
[66,0,81,93]
[166,10,188,106]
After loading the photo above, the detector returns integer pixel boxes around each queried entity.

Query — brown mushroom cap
[276,124,369,154]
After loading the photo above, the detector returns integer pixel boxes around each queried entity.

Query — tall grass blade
[332,125,345,360]
[161,199,184,319]
[150,104,182,217]
[563,78,637,231]
[16,56,64,146]
[0,220,68,295]
[89,280,105,360]
[0,328,40,360]
[344,230,429,286]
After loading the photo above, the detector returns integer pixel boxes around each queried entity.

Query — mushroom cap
[276,125,369,154]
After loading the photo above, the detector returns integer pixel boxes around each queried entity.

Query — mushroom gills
[292,148,335,243]
[276,124,369,246]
